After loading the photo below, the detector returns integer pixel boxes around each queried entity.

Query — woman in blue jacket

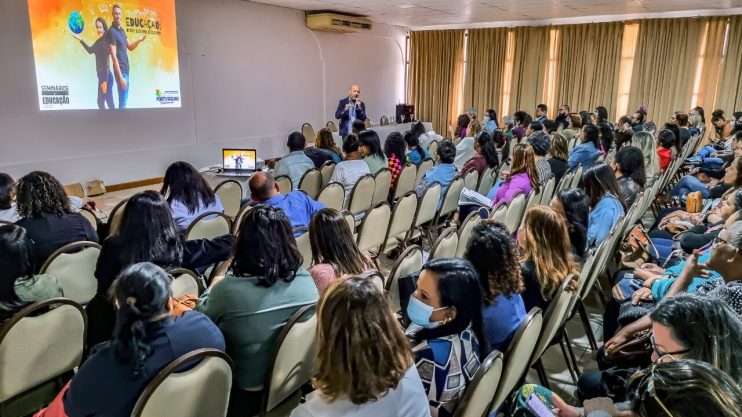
[568,124,602,171]
[583,163,626,248]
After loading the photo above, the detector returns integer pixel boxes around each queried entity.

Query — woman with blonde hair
[290,276,429,417]
[518,205,579,312]
[316,128,342,163]
[631,130,660,181]
[548,131,570,184]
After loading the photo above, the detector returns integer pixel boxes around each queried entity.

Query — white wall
[0,0,406,185]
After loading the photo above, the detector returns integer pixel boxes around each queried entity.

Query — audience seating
[231,204,253,234]
[214,180,243,219]
[301,123,316,144]
[452,350,504,417]
[406,183,442,245]
[169,268,201,298]
[500,192,527,233]
[364,119,372,129]
[324,121,337,133]
[569,165,583,189]
[78,206,99,232]
[456,209,485,257]
[107,198,128,236]
[463,170,479,191]
[293,227,312,270]
[371,169,392,205]
[131,349,233,417]
[185,212,232,241]
[348,174,375,216]
[386,245,423,312]
[275,176,292,196]
[392,164,417,201]
[378,191,418,255]
[427,142,439,162]
[359,270,386,291]
[0,299,86,417]
[341,210,356,234]
[298,169,322,200]
[431,175,465,228]
[259,304,317,417]
[356,202,392,268]
[40,241,101,305]
[539,177,556,205]
[316,182,345,211]
[319,161,335,189]
[379,116,390,126]
[525,187,542,211]
[415,157,436,187]
[429,227,458,260]
[476,166,497,195]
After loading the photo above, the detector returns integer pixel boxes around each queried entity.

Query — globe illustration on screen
[68,11,85,34]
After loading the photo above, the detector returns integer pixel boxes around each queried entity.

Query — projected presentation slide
[223,150,257,171]
[28,0,181,110]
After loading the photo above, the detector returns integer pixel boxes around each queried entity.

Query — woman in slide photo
[72,17,115,109]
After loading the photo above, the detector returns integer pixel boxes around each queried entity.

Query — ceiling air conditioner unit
[306,13,373,33]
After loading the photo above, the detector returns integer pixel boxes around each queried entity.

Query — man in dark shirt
[108,4,147,109]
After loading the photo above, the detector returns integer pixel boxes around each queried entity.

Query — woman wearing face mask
[483,109,499,134]
[407,258,488,417]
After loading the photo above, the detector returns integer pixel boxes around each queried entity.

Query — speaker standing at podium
[335,84,367,137]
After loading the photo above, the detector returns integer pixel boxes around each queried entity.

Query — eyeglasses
[712,236,729,248]
[630,363,676,417]
[650,334,689,362]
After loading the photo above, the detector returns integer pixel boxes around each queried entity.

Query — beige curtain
[408,30,465,136]
[463,28,509,119]
[507,26,550,115]
[554,22,624,118]
[695,17,728,110]
[629,18,704,124]
[716,16,742,112]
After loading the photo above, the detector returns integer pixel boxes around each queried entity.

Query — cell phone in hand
[527,393,555,417]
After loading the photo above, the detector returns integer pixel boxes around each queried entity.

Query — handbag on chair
[617,225,659,270]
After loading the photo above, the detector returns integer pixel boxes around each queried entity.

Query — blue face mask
[407,295,446,329]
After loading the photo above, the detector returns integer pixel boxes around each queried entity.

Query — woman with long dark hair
[597,122,615,155]
[0,225,63,322]
[407,257,487,417]
[583,163,626,248]
[384,132,407,190]
[0,173,18,222]
[359,130,388,174]
[568,124,601,171]
[161,161,224,233]
[612,146,645,206]
[308,208,371,294]
[72,17,115,109]
[462,131,499,175]
[199,205,318,416]
[455,114,470,140]
[551,188,590,259]
[63,262,225,417]
[594,106,609,125]
[15,171,98,271]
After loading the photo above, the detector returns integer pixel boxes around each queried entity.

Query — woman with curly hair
[465,221,526,352]
[518,206,579,312]
[15,171,98,271]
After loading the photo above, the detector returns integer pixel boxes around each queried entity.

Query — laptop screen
[223,149,257,171]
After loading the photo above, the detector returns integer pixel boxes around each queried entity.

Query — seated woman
[0,224,63,322]
[290,276,430,417]
[673,132,742,199]
[198,205,319,416]
[415,141,457,210]
[568,124,601,171]
[547,132,569,184]
[160,161,224,233]
[512,294,742,416]
[597,122,615,156]
[15,171,98,271]
[583,163,626,248]
[628,131,659,181]
[518,206,579,312]
[453,119,481,169]
[404,130,429,166]
[453,114,470,142]
[359,130,388,174]
[615,115,634,151]
[461,131,498,176]
[550,188,590,260]
[561,114,581,145]
[527,131,552,185]
[612,146,646,206]
[61,262,225,417]
[384,132,407,191]
[492,144,540,205]
[0,173,19,222]
[315,128,343,164]
[308,208,372,294]
[465,221,525,353]
[87,191,233,346]
[407,258,487,417]
[330,134,371,208]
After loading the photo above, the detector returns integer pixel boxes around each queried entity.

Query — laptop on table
[221,149,257,177]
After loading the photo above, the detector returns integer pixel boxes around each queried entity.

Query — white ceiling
[249,0,742,29]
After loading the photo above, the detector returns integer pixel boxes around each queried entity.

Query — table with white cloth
[200,166,269,199]
[332,122,434,147]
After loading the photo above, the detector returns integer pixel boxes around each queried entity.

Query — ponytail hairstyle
[403,130,425,158]
[476,132,499,169]
[110,262,172,374]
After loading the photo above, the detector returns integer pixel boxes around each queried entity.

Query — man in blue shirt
[335,85,367,136]
[415,140,458,209]
[108,4,146,109]
[535,103,549,124]
[248,171,324,233]
[273,132,316,188]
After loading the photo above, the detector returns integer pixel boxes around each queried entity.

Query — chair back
[453,350,504,417]
[530,275,577,364]
[325,121,338,132]
[503,192,527,233]
[489,308,543,412]
[412,183,442,228]
[364,118,372,129]
[436,175,465,222]
[298,169,322,199]
[317,182,345,211]
[569,165,583,188]
[341,210,356,234]
[555,171,574,193]
[381,192,418,254]
[427,141,439,162]
[261,304,317,415]
[372,169,392,205]
[525,187,542,210]
[40,241,101,304]
[214,180,243,219]
[301,123,316,143]
[539,177,556,205]
[380,116,389,126]
[0,299,86,403]
[185,212,232,241]
[477,166,497,195]
[169,268,200,298]
[108,198,128,236]
[463,170,479,191]
[359,270,385,292]
[386,245,423,312]
[356,202,392,253]
[231,204,253,234]
[294,227,312,270]
[393,164,417,200]
[348,174,375,215]
[456,209,485,257]
[275,175,292,195]
[490,202,508,224]
[429,228,458,260]
[416,157,436,186]
[319,161,335,188]
[132,349,232,417]
[79,207,99,231]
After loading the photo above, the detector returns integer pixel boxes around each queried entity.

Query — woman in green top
[359,130,388,173]
[0,224,63,322]
[198,205,318,417]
